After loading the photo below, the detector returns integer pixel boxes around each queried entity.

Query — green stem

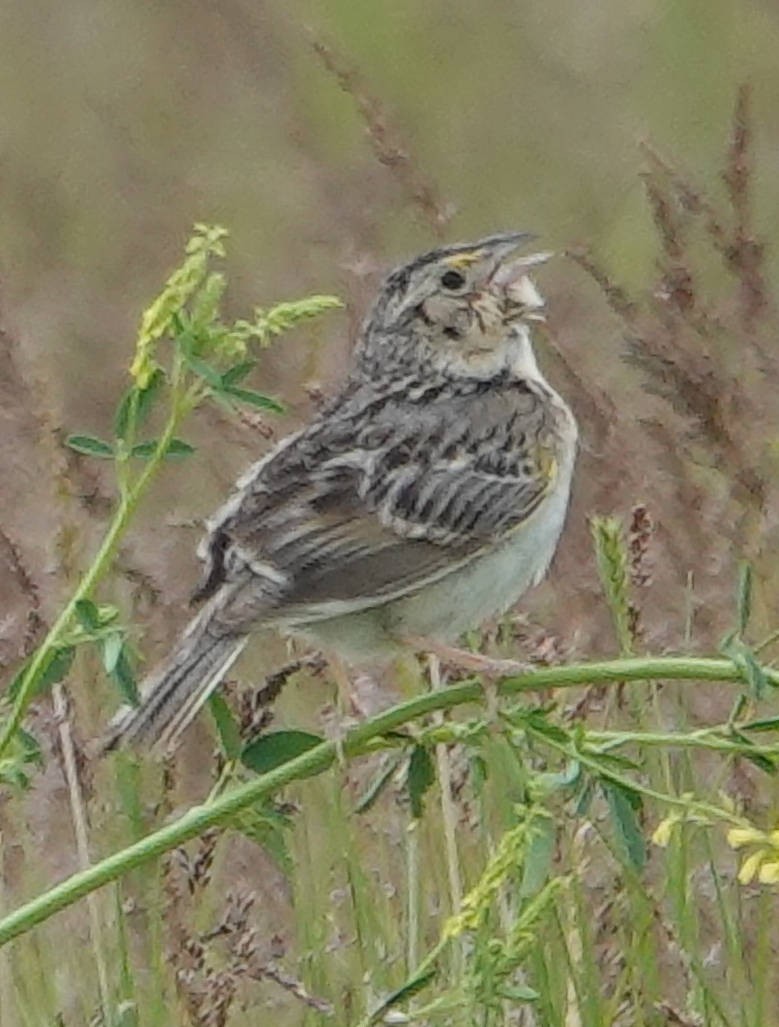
[524,725,748,825]
[0,655,775,948]
[755,626,779,654]
[0,392,188,761]
[590,727,779,756]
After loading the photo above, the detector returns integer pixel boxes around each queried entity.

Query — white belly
[387,438,575,639]
[299,403,577,662]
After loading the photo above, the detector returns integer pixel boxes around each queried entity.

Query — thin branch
[52,685,112,1019]
[0,655,776,949]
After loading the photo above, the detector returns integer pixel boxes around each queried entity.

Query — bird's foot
[405,637,532,723]
[405,637,530,680]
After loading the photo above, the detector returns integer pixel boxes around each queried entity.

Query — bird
[103,232,578,752]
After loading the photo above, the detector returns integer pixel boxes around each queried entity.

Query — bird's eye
[440,269,466,291]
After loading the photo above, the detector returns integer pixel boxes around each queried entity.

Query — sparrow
[104,232,577,751]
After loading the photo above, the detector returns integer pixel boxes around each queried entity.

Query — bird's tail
[102,605,248,753]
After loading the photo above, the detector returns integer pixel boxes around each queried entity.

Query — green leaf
[16,726,42,762]
[603,782,646,870]
[721,634,767,700]
[165,438,196,457]
[0,762,33,790]
[9,646,75,700]
[469,753,489,796]
[40,647,76,692]
[74,601,120,636]
[727,691,748,726]
[208,692,242,760]
[95,604,120,626]
[497,984,539,1002]
[65,435,114,458]
[535,760,582,797]
[589,750,642,773]
[221,385,284,413]
[232,801,294,876]
[728,728,777,774]
[111,647,140,707]
[406,744,435,820]
[182,352,223,387]
[742,651,768,700]
[74,598,101,632]
[740,715,779,733]
[574,777,596,816]
[736,746,776,775]
[240,730,323,777]
[220,360,258,387]
[520,814,555,897]
[366,969,438,1024]
[114,368,165,440]
[102,633,123,674]
[130,438,195,460]
[522,708,570,743]
[0,726,42,790]
[354,751,405,814]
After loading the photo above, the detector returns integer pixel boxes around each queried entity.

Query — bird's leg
[325,653,371,765]
[403,636,531,722]
[404,636,530,679]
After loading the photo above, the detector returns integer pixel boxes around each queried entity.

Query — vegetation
[1,20,779,1027]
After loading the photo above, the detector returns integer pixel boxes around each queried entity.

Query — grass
[1,84,779,1027]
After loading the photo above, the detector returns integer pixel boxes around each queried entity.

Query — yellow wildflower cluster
[727,825,779,885]
[443,808,549,939]
[131,224,228,387]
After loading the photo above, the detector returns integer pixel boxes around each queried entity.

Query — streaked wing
[257,498,481,620]
[198,377,557,624]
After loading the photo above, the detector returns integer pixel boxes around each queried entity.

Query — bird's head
[356,232,552,380]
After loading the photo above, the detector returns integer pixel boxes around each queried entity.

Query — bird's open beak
[490,246,553,323]
[493,249,553,280]
[444,233,552,324]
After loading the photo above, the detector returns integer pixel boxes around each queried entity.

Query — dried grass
[311,36,454,237]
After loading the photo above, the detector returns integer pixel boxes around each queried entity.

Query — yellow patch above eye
[444,249,485,270]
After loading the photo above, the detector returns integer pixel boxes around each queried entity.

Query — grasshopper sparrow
[105,232,577,750]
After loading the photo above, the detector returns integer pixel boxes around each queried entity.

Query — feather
[102,602,247,752]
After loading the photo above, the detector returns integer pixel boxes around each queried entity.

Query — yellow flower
[651,817,676,848]
[737,850,766,885]
[758,860,779,885]
[727,827,766,849]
